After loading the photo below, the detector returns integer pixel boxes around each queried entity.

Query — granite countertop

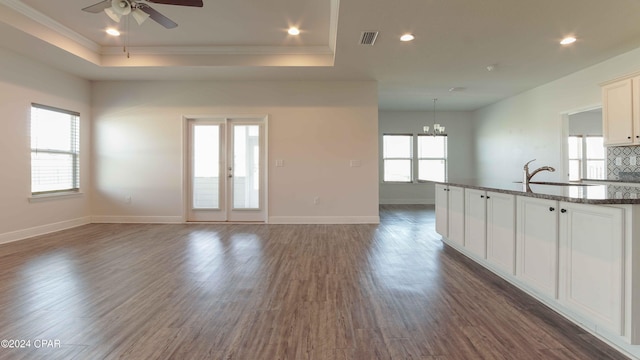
[432,179,640,204]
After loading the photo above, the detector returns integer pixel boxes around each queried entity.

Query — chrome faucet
[523,159,555,185]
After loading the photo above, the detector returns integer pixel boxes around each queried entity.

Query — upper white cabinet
[558,202,624,336]
[486,192,516,275]
[516,196,559,299]
[435,184,448,237]
[602,77,640,146]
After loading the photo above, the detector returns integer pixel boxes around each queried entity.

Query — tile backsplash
[608,146,640,181]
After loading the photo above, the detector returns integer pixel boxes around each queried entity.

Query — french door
[187,117,266,222]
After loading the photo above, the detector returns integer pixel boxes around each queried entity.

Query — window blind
[30,104,80,194]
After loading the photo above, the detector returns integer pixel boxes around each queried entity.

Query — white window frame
[417,134,448,183]
[382,133,448,183]
[382,133,413,183]
[568,135,605,180]
[30,103,80,197]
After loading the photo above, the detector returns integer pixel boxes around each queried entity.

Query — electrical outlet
[313,197,319,205]
[616,157,622,166]
[631,156,637,166]
[125,195,132,204]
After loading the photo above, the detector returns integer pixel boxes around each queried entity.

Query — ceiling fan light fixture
[131,8,150,25]
[113,0,132,15]
[104,7,122,22]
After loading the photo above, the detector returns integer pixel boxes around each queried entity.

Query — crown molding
[99,45,333,56]
[0,0,100,53]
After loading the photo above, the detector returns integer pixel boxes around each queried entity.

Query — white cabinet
[435,184,448,237]
[447,186,465,246]
[465,189,487,258]
[486,192,516,275]
[602,77,640,146]
[516,196,559,299]
[558,202,624,335]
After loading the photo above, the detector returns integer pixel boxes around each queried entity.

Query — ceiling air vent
[359,31,379,45]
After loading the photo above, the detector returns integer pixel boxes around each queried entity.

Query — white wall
[379,111,476,204]
[0,47,91,243]
[91,80,379,224]
[568,109,602,136]
[474,46,640,183]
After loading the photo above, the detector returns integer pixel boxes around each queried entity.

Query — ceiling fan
[82,0,203,29]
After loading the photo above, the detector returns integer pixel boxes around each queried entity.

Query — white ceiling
[1,0,640,111]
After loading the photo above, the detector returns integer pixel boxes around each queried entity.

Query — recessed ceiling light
[288,27,300,36]
[560,36,576,45]
[106,28,120,36]
[400,34,415,42]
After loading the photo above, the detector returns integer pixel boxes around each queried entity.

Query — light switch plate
[275,159,284,167]
[350,160,362,168]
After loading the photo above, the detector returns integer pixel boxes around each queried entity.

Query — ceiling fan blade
[137,4,178,28]
[146,0,203,7]
[82,0,112,13]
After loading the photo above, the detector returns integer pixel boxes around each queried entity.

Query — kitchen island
[433,179,640,359]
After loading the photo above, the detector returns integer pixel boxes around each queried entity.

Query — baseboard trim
[0,216,92,245]
[91,216,184,224]
[268,216,380,224]
[379,198,434,205]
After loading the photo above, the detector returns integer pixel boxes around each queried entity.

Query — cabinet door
[465,189,486,258]
[559,202,624,335]
[516,197,559,299]
[447,186,465,246]
[603,78,633,146]
[633,76,640,143]
[435,184,448,237]
[486,192,516,275]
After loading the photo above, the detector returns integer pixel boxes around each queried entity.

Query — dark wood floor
[0,205,628,359]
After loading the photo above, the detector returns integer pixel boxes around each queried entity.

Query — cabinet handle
[561,209,567,213]
[486,196,491,199]
[549,207,555,212]
[629,136,632,140]
[636,135,639,139]
[480,195,485,198]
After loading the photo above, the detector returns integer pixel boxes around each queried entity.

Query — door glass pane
[568,136,582,159]
[418,159,446,182]
[233,125,260,209]
[193,125,220,209]
[586,160,605,179]
[568,159,581,181]
[384,159,411,182]
[585,137,605,159]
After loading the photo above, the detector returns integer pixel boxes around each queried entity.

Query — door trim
[182,114,269,223]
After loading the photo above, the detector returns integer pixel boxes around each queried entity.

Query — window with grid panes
[30,104,80,195]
